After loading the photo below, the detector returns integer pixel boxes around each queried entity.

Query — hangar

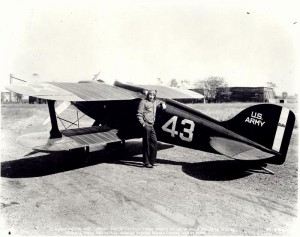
[216,87,275,103]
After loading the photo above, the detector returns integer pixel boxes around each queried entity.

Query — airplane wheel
[109,140,126,160]
[69,147,90,164]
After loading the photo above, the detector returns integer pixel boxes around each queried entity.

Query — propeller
[42,101,71,125]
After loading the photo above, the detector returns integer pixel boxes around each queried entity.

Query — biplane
[5,80,295,171]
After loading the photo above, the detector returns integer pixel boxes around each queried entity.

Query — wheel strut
[47,100,62,138]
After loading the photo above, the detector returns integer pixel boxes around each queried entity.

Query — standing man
[137,90,165,168]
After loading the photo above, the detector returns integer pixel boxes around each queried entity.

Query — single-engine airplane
[5,80,295,172]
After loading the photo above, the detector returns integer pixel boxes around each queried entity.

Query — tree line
[167,76,229,103]
[166,77,293,102]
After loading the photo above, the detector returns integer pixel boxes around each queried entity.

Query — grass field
[190,102,298,121]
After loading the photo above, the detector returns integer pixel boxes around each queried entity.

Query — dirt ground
[0,104,298,235]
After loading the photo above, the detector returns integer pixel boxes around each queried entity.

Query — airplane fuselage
[73,98,272,155]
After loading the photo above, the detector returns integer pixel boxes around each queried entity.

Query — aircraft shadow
[110,153,269,181]
[114,157,269,181]
[1,141,267,180]
[0,141,173,178]
[181,160,269,181]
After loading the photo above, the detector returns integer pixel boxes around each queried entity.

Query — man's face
[148,92,155,102]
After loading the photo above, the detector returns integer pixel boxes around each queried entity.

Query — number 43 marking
[162,116,195,142]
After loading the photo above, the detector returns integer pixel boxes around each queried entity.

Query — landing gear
[68,146,90,165]
[47,100,62,138]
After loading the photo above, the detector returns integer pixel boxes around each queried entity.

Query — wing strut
[47,100,62,138]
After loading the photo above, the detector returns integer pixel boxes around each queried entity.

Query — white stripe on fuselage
[272,107,289,152]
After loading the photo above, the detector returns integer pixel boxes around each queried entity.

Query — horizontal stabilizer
[17,126,123,153]
[210,136,275,160]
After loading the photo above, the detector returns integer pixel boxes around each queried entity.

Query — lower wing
[17,126,123,153]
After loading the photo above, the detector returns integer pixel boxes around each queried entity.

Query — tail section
[223,104,295,164]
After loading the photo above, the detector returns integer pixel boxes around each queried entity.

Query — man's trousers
[142,125,158,165]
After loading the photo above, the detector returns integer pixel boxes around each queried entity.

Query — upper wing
[5,82,84,101]
[114,81,204,100]
[6,80,203,102]
[137,85,204,99]
[5,81,138,101]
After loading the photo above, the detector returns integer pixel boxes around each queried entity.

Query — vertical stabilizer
[222,104,295,164]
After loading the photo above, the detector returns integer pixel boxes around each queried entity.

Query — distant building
[216,87,275,103]
[29,96,46,104]
[188,88,205,103]
[1,92,11,103]
[1,91,29,103]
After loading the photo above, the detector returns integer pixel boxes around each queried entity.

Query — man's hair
[146,90,157,100]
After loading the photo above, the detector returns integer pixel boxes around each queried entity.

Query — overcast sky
[1,0,299,95]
